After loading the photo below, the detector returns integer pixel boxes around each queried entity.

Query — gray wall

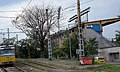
[85,28,116,48]
[99,47,120,61]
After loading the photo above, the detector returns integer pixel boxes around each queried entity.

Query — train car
[0,45,15,65]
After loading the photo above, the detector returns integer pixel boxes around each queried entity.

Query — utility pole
[46,9,52,60]
[16,34,18,44]
[68,25,72,60]
[58,6,61,31]
[77,0,84,58]
[16,34,19,57]
[57,6,61,48]
[7,28,9,40]
[7,28,10,46]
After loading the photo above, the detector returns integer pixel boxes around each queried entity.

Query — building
[99,47,120,62]
[50,17,120,61]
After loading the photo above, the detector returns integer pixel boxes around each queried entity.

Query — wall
[99,47,120,62]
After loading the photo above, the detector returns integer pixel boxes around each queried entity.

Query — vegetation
[53,28,98,59]
[53,48,65,59]
[0,37,16,46]
[57,29,79,59]
[115,30,120,46]
[0,29,98,59]
[0,37,47,58]
[15,38,48,58]
[84,37,98,57]
[84,64,120,72]
[12,5,60,58]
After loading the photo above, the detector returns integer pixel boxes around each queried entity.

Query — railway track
[17,61,52,71]
[16,60,77,72]
[27,60,74,70]
[0,65,27,72]
[0,67,7,72]
[14,60,48,72]
[17,60,74,72]
[13,65,27,72]
[27,61,57,69]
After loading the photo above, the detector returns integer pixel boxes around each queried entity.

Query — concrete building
[50,17,120,61]
[51,30,66,49]
[85,28,116,48]
[99,47,120,62]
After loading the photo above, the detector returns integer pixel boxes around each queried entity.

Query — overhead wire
[0,0,33,36]
[62,0,94,12]
[0,0,32,19]
[0,16,16,18]
[15,0,33,20]
[59,0,94,29]
[23,0,33,12]
[0,10,21,13]
[81,0,94,5]
[0,24,12,30]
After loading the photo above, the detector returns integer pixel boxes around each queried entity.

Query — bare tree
[12,5,58,57]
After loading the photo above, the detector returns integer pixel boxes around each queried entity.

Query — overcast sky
[0,0,120,40]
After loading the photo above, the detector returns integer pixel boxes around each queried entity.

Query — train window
[4,49,14,53]
[0,50,4,54]
[0,45,15,54]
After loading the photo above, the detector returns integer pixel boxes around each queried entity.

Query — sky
[0,0,120,40]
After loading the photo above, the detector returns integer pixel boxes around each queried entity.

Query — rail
[0,67,7,72]
[13,65,27,72]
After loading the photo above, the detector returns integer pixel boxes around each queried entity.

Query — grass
[83,64,120,72]
[54,59,79,63]
[17,58,120,72]
[17,58,80,70]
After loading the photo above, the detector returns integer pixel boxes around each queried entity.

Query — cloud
[0,0,120,39]
[0,0,25,7]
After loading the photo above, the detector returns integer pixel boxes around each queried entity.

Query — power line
[62,0,94,12]
[0,16,16,18]
[0,30,23,34]
[81,0,94,5]
[0,0,33,20]
[0,24,12,30]
[24,0,33,11]
[62,3,76,11]
[15,0,33,20]
[0,0,32,19]
[0,10,21,13]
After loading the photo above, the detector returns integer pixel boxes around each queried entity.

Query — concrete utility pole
[68,25,72,60]
[46,9,52,60]
[7,28,10,40]
[77,0,84,58]
[58,6,61,31]
[7,28,10,46]
[16,34,18,44]
[57,6,61,48]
